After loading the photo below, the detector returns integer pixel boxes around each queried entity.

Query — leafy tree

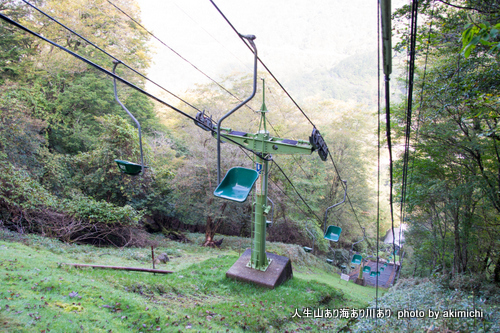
[392,0,500,282]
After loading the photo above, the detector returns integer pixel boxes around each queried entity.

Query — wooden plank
[63,263,173,274]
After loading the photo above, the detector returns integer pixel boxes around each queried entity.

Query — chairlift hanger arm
[112,60,144,174]
[216,34,258,185]
[380,0,392,76]
[324,180,348,231]
[351,227,366,252]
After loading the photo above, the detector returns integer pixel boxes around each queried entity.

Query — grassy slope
[0,232,383,332]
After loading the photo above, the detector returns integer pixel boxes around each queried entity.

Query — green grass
[294,267,383,306]
[0,232,380,332]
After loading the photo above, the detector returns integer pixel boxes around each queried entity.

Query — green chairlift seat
[115,159,147,175]
[324,225,342,242]
[340,264,347,270]
[213,167,259,203]
[370,271,380,277]
[303,246,313,253]
[380,266,385,272]
[323,180,347,242]
[351,254,362,265]
[362,266,372,273]
[383,263,388,268]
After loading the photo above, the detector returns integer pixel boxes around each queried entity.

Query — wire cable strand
[21,0,202,113]
[209,0,374,249]
[208,0,316,128]
[107,0,250,110]
[0,12,269,161]
[273,161,324,225]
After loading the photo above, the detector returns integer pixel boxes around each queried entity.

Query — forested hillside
[1,0,500,319]
[391,0,500,286]
[0,0,171,246]
[0,0,381,253]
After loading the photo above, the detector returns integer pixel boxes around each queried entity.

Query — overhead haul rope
[107,0,262,119]
[209,0,374,248]
[20,0,202,113]
[0,12,270,162]
[397,0,429,283]
[208,0,316,128]
[104,2,328,225]
[376,0,382,314]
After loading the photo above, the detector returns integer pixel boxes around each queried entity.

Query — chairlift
[326,258,333,264]
[266,197,274,228]
[380,266,385,272]
[370,271,380,277]
[351,254,363,265]
[112,61,146,175]
[323,180,347,242]
[303,222,316,253]
[213,35,259,202]
[350,227,365,265]
[362,266,372,274]
[213,167,259,203]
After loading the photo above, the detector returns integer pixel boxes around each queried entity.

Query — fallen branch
[62,263,174,274]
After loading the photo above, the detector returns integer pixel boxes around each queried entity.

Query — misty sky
[138,0,382,97]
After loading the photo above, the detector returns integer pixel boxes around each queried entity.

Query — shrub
[0,161,143,246]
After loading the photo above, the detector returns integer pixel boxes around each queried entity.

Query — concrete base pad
[355,277,366,286]
[226,249,293,289]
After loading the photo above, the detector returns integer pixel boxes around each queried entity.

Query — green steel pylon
[214,79,314,271]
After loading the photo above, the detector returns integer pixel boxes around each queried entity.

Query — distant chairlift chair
[112,61,147,175]
[303,222,315,253]
[323,180,348,242]
[350,227,365,266]
[266,197,274,228]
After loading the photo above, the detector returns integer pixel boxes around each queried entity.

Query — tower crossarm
[214,126,314,156]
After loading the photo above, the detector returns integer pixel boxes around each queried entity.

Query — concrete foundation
[226,248,293,289]
[355,277,366,286]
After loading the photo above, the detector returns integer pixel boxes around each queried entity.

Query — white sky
[138,0,383,97]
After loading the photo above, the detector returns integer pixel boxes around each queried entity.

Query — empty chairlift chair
[350,227,365,265]
[213,35,259,204]
[303,223,315,253]
[213,167,259,203]
[323,180,347,242]
[351,254,363,265]
[362,266,372,274]
[112,61,147,175]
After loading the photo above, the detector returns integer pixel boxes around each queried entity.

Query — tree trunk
[203,201,228,247]
[494,255,500,284]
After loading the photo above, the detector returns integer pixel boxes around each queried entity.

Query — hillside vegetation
[0,230,378,332]
[1,0,500,332]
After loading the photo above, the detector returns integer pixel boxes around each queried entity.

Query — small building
[383,224,407,250]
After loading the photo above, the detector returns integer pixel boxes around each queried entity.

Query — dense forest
[0,0,499,295]
[391,0,500,286]
[0,0,380,254]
